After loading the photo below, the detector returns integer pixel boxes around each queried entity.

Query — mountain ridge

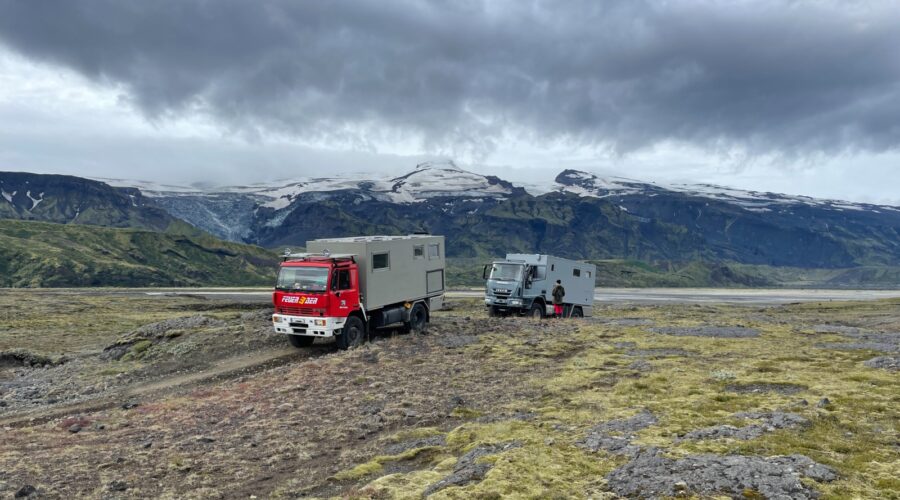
[96,162,899,212]
[5,165,900,272]
[0,171,196,234]
[0,219,278,287]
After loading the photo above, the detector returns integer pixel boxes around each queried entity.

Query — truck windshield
[489,263,523,282]
[276,266,329,292]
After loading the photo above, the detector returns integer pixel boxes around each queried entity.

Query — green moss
[363,470,445,499]
[96,366,128,376]
[450,407,484,419]
[332,446,444,481]
[333,460,385,481]
[131,340,152,355]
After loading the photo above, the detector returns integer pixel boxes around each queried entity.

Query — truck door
[525,265,546,290]
[332,268,360,312]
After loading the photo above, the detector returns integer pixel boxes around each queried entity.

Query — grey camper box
[306,235,445,312]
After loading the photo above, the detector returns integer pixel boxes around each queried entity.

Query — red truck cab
[272,255,362,347]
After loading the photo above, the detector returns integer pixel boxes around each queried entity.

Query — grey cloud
[1,0,899,157]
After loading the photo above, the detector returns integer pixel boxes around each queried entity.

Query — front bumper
[272,314,346,338]
[485,296,524,308]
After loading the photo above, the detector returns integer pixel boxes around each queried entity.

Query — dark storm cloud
[1,0,899,156]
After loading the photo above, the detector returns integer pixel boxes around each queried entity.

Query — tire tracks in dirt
[0,345,332,428]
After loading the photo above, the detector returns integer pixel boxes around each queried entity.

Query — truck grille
[493,288,512,296]
[277,306,321,316]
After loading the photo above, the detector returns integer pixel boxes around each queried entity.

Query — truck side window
[373,252,389,270]
[535,266,546,280]
[414,245,425,259]
[573,268,581,277]
[338,269,351,290]
[428,243,440,259]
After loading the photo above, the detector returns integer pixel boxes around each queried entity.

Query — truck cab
[272,254,362,348]
[483,258,547,317]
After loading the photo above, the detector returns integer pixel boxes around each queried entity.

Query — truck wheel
[336,316,365,350]
[409,303,428,333]
[529,303,544,319]
[287,335,315,348]
[488,306,501,317]
[571,307,584,318]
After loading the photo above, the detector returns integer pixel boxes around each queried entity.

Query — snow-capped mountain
[99,162,898,217]
[554,169,900,214]
[0,171,181,231]
[95,161,525,241]
[69,162,900,268]
[99,161,520,210]
[6,166,900,288]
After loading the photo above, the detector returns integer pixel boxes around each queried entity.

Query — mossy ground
[0,294,896,498]
[344,299,899,499]
[0,290,253,355]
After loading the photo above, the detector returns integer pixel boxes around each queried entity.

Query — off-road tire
[409,303,428,333]
[529,303,544,319]
[571,307,584,318]
[336,316,365,350]
[287,335,315,348]
[488,306,502,318]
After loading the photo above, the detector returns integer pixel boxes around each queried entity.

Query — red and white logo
[282,296,319,305]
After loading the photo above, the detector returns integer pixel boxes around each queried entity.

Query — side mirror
[482,264,489,280]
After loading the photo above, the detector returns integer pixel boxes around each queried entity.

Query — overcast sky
[1,0,899,204]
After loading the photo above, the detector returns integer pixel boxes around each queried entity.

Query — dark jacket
[551,284,565,305]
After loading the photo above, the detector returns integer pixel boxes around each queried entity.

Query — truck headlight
[509,299,522,306]
[314,319,327,326]
[273,315,282,323]
[484,298,491,304]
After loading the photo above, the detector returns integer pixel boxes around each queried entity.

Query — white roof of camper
[311,235,439,243]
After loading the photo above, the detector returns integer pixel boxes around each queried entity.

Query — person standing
[551,279,565,318]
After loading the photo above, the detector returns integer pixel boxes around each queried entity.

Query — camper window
[373,252,390,270]
[573,268,581,277]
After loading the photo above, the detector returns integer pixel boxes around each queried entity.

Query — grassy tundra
[0,291,897,498]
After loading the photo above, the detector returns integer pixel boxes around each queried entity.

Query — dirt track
[0,346,309,428]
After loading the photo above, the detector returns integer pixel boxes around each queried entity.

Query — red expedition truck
[272,235,446,349]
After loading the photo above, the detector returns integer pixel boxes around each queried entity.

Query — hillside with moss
[0,220,279,287]
[0,171,194,233]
